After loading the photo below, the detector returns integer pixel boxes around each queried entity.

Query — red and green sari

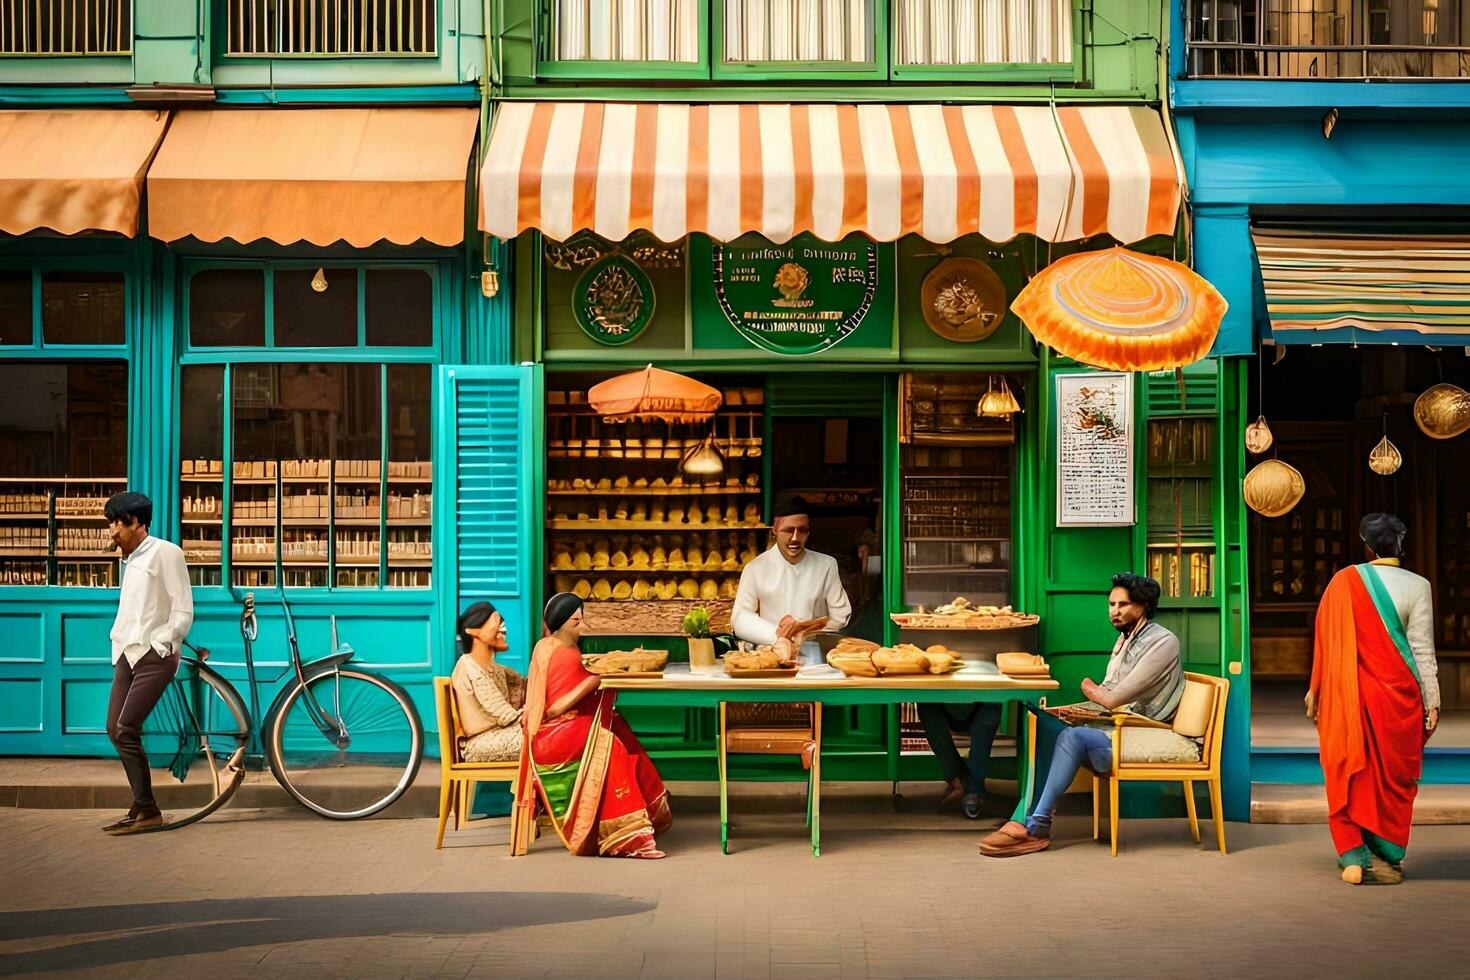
[516,642,671,857]
[1312,561,1427,868]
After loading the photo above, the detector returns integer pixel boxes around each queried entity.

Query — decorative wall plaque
[573,254,655,346]
[712,237,878,355]
[920,257,1007,343]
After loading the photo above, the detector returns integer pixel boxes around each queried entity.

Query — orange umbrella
[587,365,723,424]
[1011,248,1226,372]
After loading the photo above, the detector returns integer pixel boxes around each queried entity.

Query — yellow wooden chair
[433,676,524,852]
[719,702,822,856]
[1092,671,1230,856]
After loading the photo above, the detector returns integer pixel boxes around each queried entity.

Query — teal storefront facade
[1174,0,1470,786]
[0,3,538,757]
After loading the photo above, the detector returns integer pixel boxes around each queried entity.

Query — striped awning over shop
[1254,228,1470,343]
[480,102,1182,245]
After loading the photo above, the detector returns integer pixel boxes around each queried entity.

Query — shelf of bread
[579,597,735,635]
[548,438,762,460]
[890,597,1039,631]
[547,475,761,496]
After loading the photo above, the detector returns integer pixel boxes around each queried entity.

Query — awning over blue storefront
[1253,228,1470,345]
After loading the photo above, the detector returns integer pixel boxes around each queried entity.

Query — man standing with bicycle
[103,492,193,835]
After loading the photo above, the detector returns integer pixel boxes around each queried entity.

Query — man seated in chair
[980,572,1191,857]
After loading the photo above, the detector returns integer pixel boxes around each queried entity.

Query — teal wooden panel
[61,613,115,664]
[0,612,44,663]
[62,678,112,734]
[0,679,43,732]
[136,4,201,36]
[329,616,432,668]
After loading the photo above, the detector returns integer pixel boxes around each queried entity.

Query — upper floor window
[225,0,437,57]
[540,0,1076,79]
[0,0,132,56]
[1190,0,1470,78]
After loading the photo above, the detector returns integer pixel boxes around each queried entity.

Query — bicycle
[141,591,425,827]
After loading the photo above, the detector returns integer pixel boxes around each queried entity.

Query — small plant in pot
[682,607,716,667]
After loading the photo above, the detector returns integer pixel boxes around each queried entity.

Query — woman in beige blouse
[452,601,526,762]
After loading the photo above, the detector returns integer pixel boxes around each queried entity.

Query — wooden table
[601,663,1059,855]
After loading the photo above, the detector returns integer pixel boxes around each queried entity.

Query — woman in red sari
[516,593,671,858]
[1308,513,1440,885]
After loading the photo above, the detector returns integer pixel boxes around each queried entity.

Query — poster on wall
[1055,372,1135,527]
[711,235,878,355]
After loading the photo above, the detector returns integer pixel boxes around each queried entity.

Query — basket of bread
[826,639,963,678]
[582,647,670,677]
[890,596,1041,631]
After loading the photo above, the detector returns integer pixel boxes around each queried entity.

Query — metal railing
[225,0,437,57]
[0,0,132,55]
[1189,0,1470,78]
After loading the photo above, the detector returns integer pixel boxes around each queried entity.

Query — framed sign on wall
[1055,371,1135,527]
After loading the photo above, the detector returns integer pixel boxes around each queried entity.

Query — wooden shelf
[0,514,50,521]
[181,475,224,482]
[0,477,125,483]
[55,551,118,559]
[546,487,760,497]
[547,520,768,532]
[552,562,749,574]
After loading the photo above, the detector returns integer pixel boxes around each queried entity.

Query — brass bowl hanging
[977,375,1021,419]
[920,257,1008,343]
[1413,383,1470,440]
[1244,415,1274,455]
[1368,435,1402,476]
[1243,459,1306,518]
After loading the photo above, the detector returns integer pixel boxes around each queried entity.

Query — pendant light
[680,426,726,478]
[1245,349,1274,454]
[311,268,328,293]
[1368,434,1402,475]
[977,375,1021,419]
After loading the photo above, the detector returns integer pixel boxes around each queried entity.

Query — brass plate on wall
[920,257,1007,344]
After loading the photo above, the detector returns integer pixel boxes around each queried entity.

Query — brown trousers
[106,649,180,812]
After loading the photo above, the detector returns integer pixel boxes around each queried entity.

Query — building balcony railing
[1189,0,1470,79]
[0,0,131,56]
[225,0,438,58]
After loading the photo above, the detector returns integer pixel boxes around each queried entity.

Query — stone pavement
[1,796,1467,979]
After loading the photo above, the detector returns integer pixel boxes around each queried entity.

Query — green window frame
[534,0,712,80]
[0,0,134,57]
[178,259,442,594]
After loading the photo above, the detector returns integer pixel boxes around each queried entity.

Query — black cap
[772,494,811,520]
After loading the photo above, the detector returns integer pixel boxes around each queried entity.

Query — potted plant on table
[682,607,716,667]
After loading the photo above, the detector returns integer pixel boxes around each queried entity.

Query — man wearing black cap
[732,493,851,663]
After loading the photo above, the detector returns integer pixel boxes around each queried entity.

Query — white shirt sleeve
[822,558,852,632]
[151,545,195,657]
[1405,578,1440,711]
[732,565,779,646]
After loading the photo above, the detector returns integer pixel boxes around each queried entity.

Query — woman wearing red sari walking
[1308,513,1440,885]
[515,593,671,858]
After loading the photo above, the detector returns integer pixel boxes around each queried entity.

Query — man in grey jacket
[980,572,1183,857]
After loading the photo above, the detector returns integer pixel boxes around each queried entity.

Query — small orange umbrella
[587,365,723,424]
[1011,248,1227,372]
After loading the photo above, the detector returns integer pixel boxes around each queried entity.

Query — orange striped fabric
[481,102,1183,246]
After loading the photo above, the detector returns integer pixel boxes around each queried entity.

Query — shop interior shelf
[181,518,222,524]
[280,476,332,484]
[546,487,761,496]
[54,551,117,559]
[905,567,1010,574]
[335,558,381,566]
[0,550,49,557]
[548,520,769,532]
[551,563,749,574]
[903,536,1008,542]
[231,518,278,526]
[55,514,107,521]
[0,477,125,483]
[0,514,51,521]
[388,558,432,566]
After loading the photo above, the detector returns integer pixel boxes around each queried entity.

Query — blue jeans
[918,702,1002,796]
[1025,713,1113,836]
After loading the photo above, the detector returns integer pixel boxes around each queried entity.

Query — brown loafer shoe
[979,820,1051,857]
[105,812,168,836]
[938,780,965,811]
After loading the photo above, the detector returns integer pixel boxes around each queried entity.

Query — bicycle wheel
[266,666,424,819]
[140,659,250,830]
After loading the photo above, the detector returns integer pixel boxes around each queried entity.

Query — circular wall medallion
[712,237,878,356]
[920,257,1008,343]
[573,255,655,346]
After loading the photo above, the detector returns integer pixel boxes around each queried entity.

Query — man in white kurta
[732,495,851,662]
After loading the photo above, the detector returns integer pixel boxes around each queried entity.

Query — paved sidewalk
[2,796,1467,979]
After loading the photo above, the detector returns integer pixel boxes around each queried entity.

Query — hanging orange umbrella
[1011,248,1227,372]
[587,365,723,424]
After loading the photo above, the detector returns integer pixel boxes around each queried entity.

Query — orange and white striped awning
[480,102,1183,245]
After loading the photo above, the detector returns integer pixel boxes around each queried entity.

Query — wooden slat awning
[480,102,1182,245]
[0,110,169,237]
[148,108,480,247]
[1254,228,1470,343]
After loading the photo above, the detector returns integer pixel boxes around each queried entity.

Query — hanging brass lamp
[1243,459,1306,518]
[680,427,726,478]
[977,375,1022,419]
[1244,415,1274,455]
[1413,382,1470,440]
[1368,434,1402,476]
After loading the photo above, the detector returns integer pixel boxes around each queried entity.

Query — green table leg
[1009,702,1039,825]
[719,702,730,855]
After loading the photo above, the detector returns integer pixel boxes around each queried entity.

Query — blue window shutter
[435,365,541,673]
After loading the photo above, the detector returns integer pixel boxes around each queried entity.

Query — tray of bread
[890,597,1040,631]
[582,647,670,678]
[826,639,963,678]
[722,646,801,678]
[995,651,1050,678]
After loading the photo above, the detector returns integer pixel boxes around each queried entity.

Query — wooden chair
[718,702,822,856]
[433,676,525,852]
[1092,672,1230,856]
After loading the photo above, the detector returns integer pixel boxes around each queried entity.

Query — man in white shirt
[732,495,851,663]
[102,492,194,835]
